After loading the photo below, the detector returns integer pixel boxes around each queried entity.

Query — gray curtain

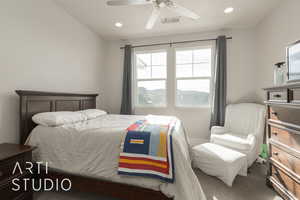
[210,36,227,128]
[120,45,132,115]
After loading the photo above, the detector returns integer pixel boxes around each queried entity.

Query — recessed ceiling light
[115,22,123,28]
[224,7,234,14]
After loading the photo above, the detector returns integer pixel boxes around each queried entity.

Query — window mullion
[150,53,153,78]
[192,50,194,77]
[137,78,166,81]
[176,77,211,80]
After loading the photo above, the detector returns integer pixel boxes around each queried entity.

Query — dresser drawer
[271,145,300,176]
[0,172,33,200]
[269,106,300,125]
[291,88,300,104]
[270,177,297,200]
[0,153,31,182]
[272,166,300,199]
[14,192,33,200]
[269,90,288,102]
[270,125,300,151]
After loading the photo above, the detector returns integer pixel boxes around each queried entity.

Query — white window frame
[174,45,214,108]
[132,43,215,109]
[133,48,168,108]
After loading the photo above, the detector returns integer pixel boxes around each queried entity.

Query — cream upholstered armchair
[210,103,266,167]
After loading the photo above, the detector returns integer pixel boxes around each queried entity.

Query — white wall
[2,0,293,145]
[104,29,259,143]
[256,0,300,102]
[103,41,125,114]
[0,0,106,143]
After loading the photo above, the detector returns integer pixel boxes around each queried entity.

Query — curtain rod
[120,37,232,49]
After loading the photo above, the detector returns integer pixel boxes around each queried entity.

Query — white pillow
[77,109,107,120]
[32,111,87,127]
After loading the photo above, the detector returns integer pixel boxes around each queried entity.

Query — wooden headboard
[16,90,98,144]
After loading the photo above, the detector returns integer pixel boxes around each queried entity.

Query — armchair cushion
[211,126,230,135]
[211,133,256,151]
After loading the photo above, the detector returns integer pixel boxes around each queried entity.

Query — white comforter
[26,114,206,200]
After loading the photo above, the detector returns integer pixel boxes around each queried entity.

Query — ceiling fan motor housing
[161,17,180,24]
[156,0,173,7]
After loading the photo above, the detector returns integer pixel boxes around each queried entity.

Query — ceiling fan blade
[107,0,152,6]
[146,7,160,29]
[169,3,200,20]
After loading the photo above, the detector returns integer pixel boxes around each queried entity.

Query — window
[175,48,212,107]
[134,50,167,107]
[133,45,213,108]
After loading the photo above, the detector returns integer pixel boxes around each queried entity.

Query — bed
[16,90,206,200]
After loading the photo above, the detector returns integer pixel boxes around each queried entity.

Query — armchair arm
[247,133,262,155]
[246,134,256,146]
[211,126,230,135]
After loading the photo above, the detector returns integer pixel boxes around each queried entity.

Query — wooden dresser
[0,143,36,200]
[264,83,300,200]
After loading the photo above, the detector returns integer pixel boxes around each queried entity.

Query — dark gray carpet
[35,163,281,200]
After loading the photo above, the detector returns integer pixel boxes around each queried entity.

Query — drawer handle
[273,132,278,136]
[273,152,279,156]
[271,111,278,116]
[273,94,282,98]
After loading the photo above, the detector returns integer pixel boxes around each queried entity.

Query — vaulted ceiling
[55,0,281,40]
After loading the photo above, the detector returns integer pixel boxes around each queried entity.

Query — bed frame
[16,90,172,200]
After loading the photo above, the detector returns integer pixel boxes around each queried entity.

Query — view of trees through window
[134,47,212,107]
[136,51,167,106]
[176,48,212,107]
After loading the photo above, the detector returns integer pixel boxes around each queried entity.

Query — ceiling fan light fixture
[224,7,234,14]
[115,22,123,27]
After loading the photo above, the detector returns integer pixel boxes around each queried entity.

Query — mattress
[26,114,206,200]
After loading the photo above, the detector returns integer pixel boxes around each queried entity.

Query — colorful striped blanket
[118,117,176,183]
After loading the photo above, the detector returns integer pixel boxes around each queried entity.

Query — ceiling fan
[106,0,200,29]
